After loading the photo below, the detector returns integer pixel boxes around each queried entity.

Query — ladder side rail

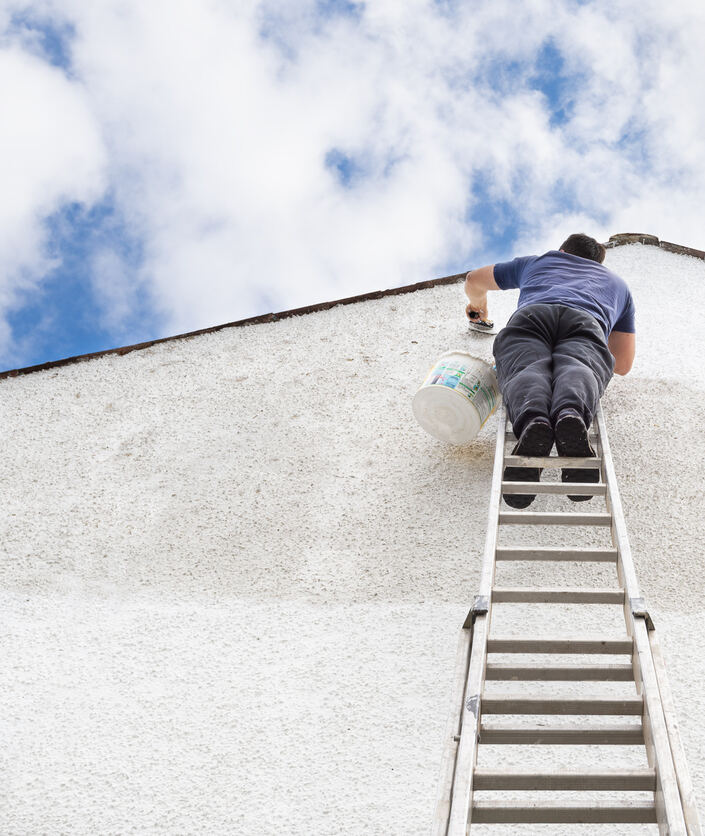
[477,405,508,599]
[446,406,507,834]
[633,618,688,834]
[592,420,635,633]
[432,625,473,835]
[447,615,489,834]
[596,412,642,645]
[595,406,645,609]
[597,407,689,834]
[600,409,700,834]
[649,630,703,835]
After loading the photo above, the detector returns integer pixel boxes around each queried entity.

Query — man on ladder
[464,233,636,509]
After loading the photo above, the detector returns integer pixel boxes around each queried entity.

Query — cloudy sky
[1,0,704,369]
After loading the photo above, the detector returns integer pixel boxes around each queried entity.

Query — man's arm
[464,265,500,320]
[607,331,635,375]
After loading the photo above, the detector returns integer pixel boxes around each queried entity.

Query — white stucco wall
[1,243,703,834]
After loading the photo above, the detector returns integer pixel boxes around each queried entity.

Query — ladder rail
[444,404,506,834]
[649,630,703,835]
[431,626,472,836]
[598,406,698,834]
[595,407,646,620]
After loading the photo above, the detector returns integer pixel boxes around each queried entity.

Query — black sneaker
[554,410,599,501]
[502,418,554,509]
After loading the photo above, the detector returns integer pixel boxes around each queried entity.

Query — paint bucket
[412,351,501,444]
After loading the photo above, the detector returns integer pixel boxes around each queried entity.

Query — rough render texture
[0,243,703,834]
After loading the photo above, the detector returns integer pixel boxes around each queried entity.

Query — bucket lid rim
[436,349,492,364]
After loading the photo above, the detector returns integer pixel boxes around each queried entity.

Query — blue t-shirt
[493,250,635,338]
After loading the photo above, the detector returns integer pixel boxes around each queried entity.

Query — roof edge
[0,271,465,380]
[606,232,705,259]
[2,231,703,381]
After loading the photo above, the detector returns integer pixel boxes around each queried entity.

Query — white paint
[0,243,703,833]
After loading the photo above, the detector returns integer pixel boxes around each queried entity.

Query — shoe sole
[555,414,599,501]
[503,421,554,509]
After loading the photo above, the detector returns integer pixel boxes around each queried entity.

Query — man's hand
[464,265,499,325]
[466,301,489,321]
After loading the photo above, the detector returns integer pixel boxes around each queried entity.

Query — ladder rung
[485,662,634,681]
[492,587,624,604]
[473,768,656,791]
[504,455,601,468]
[481,695,643,715]
[501,480,606,495]
[487,637,633,654]
[499,511,612,526]
[479,724,643,745]
[495,546,618,562]
[472,799,656,824]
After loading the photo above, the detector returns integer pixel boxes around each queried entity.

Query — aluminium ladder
[434,404,701,834]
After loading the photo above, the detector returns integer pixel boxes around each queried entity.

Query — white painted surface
[0,243,703,833]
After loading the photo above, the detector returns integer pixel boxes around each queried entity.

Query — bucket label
[423,359,499,425]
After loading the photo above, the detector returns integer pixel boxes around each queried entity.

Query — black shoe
[502,418,554,509]
[554,410,599,501]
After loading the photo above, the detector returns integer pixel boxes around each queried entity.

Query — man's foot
[554,409,599,501]
[503,418,554,509]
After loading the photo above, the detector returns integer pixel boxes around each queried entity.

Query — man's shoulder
[493,254,539,289]
[496,253,540,266]
[499,253,541,274]
[600,262,631,291]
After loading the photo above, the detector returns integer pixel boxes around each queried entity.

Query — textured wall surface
[1,244,703,834]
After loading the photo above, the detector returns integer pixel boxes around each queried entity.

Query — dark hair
[559,233,606,264]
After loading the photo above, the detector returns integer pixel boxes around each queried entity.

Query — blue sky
[1,0,704,370]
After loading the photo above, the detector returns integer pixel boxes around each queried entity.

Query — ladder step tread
[499,511,612,526]
[472,799,656,824]
[487,637,633,654]
[495,546,618,562]
[486,662,634,681]
[473,768,656,791]
[504,455,601,467]
[492,586,624,604]
[479,724,644,745]
[481,695,643,715]
[502,480,606,495]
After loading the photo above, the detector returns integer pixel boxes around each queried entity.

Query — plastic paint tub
[412,350,501,444]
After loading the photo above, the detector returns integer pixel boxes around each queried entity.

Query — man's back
[493,250,635,339]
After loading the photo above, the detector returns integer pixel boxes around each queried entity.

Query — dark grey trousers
[493,304,615,438]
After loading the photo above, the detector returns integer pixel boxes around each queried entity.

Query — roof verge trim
[1,272,465,379]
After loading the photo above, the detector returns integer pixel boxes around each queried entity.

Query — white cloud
[89,246,139,335]
[2,0,705,352]
[0,40,106,355]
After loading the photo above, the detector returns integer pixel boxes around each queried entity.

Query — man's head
[559,233,606,264]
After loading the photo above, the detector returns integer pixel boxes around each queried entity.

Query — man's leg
[493,305,557,438]
[550,307,615,498]
[550,307,614,427]
[493,305,557,508]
